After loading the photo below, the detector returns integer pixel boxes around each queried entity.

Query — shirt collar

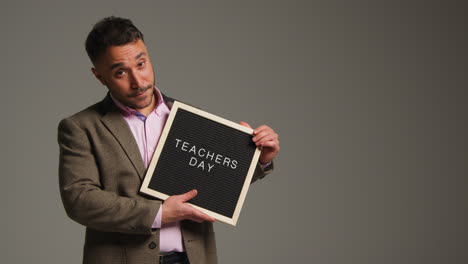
[110,86,165,117]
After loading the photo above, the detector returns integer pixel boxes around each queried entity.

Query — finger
[258,140,280,150]
[258,140,278,149]
[189,206,216,222]
[256,135,277,145]
[252,131,272,142]
[240,121,252,128]
[254,132,278,144]
[189,215,215,223]
[196,213,216,223]
[255,138,274,146]
[253,125,272,135]
[195,209,216,222]
[178,189,198,202]
[187,213,204,223]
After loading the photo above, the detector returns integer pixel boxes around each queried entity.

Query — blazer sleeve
[251,161,274,183]
[58,117,161,235]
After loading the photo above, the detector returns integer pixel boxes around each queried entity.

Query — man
[58,16,280,264]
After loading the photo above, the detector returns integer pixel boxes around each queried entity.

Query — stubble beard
[129,84,154,109]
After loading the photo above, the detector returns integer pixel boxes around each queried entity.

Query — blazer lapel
[100,95,146,180]
[99,92,175,181]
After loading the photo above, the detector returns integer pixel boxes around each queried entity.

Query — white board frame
[140,101,261,226]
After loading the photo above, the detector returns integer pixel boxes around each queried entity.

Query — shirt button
[148,242,157,249]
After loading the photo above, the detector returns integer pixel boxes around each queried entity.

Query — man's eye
[138,61,146,67]
[116,70,125,76]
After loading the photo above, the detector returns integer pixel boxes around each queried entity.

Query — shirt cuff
[152,205,163,229]
[260,161,272,169]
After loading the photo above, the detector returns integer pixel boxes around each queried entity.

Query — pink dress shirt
[110,87,184,252]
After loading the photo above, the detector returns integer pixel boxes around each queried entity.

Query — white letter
[189,145,196,155]
[231,160,238,169]
[175,139,182,148]
[215,154,222,164]
[198,148,206,158]
[197,160,205,170]
[181,141,189,151]
[222,157,231,167]
[207,163,214,172]
[206,151,214,161]
[189,157,198,166]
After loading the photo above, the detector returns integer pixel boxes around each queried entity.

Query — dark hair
[85,16,144,64]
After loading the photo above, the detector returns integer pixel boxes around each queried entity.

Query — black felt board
[141,102,260,225]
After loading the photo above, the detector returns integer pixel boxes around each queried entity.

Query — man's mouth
[131,87,151,97]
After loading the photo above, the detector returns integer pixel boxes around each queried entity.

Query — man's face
[92,39,155,111]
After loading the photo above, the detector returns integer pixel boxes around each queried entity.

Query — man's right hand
[161,189,216,224]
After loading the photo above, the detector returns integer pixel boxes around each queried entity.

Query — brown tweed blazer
[58,93,273,264]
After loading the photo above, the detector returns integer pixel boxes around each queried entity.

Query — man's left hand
[240,122,280,165]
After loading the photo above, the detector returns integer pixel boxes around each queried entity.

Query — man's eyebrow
[110,62,124,71]
[109,52,146,70]
[135,52,146,59]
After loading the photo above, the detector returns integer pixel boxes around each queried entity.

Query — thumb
[240,121,252,128]
[178,189,198,202]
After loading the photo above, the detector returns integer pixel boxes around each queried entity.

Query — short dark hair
[85,16,144,64]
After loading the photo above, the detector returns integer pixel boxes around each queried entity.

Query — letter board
[140,101,261,226]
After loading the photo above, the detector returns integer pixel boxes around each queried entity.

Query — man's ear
[91,67,106,86]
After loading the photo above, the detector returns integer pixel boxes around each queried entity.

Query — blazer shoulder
[58,96,112,129]
[161,92,175,104]
[58,91,177,128]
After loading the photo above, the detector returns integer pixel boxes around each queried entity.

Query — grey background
[2,0,467,263]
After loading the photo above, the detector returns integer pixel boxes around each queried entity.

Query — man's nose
[130,71,144,88]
